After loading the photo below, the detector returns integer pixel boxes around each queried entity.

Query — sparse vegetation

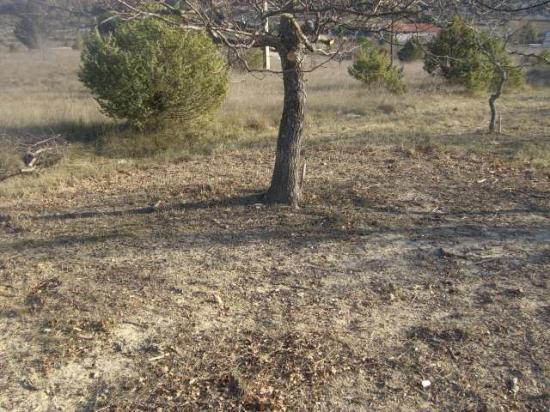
[79,18,229,130]
[0,8,549,410]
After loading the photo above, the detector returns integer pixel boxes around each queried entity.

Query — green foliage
[424,16,523,94]
[398,38,424,62]
[348,39,405,93]
[96,12,119,37]
[79,18,229,130]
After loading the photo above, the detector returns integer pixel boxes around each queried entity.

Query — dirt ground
[0,135,548,411]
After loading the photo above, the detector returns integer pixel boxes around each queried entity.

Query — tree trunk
[489,67,507,133]
[265,15,306,207]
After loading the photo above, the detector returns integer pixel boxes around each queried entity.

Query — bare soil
[0,138,549,411]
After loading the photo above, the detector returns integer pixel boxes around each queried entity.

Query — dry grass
[0,49,107,133]
[0,48,549,411]
[1,50,549,148]
[1,50,547,198]
[1,145,548,411]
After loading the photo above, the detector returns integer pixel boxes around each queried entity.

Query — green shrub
[424,16,523,94]
[79,18,229,130]
[96,11,119,37]
[348,39,405,93]
[398,38,424,62]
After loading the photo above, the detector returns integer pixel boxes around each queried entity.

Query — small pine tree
[79,18,229,130]
[348,39,405,93]
[398,38,424,62]
[424,16,523,94]
[424,16,524,131]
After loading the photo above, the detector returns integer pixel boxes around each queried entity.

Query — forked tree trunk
[264,15,306,207]
[489,67,507,133]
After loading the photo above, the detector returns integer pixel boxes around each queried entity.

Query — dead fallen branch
[1,135,64,183]
[22,136,61,168]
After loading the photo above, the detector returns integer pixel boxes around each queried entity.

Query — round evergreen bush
[424,17,523,94]
[348,39,405,93]
[79,18,229,130]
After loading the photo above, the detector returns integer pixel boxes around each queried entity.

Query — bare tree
[101,0,418,206]
[105,0,549,206]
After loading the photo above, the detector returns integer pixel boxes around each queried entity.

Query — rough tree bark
[264,14,307,207]
[489,65,507,133]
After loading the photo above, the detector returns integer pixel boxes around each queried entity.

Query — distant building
[543,32,550,47]
[392,23,441,44]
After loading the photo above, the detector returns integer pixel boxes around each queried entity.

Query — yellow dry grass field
[0,48,549,411]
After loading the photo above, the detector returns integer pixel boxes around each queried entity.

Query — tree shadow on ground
[1,121,116,144]
[30,193,264,221]
[3,211,548,255]
[27,178,549,223]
